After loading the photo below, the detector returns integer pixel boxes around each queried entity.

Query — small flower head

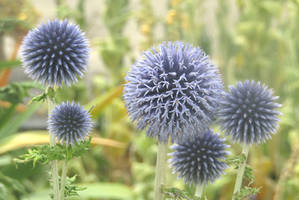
[48,102,93,145]
[218,80,282,144]
[123,42,223,142]
[20,19,89,87]
[169,130,230,185]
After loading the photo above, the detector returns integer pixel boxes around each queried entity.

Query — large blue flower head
[123,42,224,142]
[20,19,89,87]
[218,80,281,144]
[169,130,230,185]
[48,102,93,145]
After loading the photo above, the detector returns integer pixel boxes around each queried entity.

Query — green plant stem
[48,95,59,200]
[60,159,68,200]
[195,184,204,199]
[154,142,168,200]
[233,145,250,199]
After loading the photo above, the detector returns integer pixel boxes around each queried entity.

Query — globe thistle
[123,42,224,142]
[218,80,282,144]
[169,130,230,185]
[48,102,93,145]
[20,19,89,87]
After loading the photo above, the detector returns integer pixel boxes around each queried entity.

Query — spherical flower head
[169,130,230,185]
[48,102,93,145]
[20,19,89,87]
[123,42,224,142]
[218,80,282,144]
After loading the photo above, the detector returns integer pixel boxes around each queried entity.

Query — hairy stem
[195,184,204,199]
[48,93,59,200]
[60,159,68,200]
[233,145,250,199]
[154,142,168,200]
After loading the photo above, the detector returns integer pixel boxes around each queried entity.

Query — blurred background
[0,0,299,199]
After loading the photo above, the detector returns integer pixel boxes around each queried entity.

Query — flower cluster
[218,80,281,144]
[123,41,282,189]
[124,42,223,142]
[20,19,92,199]
[21,19,92,145]
[48,102,92,145]
[169,130,229,185]
[21,19,89,87]
[20,16,283,196]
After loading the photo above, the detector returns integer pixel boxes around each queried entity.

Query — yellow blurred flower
[18,12,27,21]
[166,9,177,25]
[140,23,151,35]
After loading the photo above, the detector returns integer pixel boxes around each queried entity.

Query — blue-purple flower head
[48,102,93,145]
[123,42,224,142]
[218,80,282,144]
[20,19,89,87]
[169,130,230,185]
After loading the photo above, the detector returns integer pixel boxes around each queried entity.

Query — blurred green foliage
[0,0,299,200]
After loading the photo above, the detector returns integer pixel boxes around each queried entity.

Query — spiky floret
[123,42,224,142]
[20,19,89,87]
[48,102,93,145]
[218,80,282,144]
[169,130,229,185]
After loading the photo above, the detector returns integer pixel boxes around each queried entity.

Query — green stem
[48,92,59,200]
[154,142,168,200]
[233,145,250,199]
[60,159,68,200]
[195,184,204,199]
